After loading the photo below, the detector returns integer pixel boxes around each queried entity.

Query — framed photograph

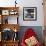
[8,16,18,24]
[23,7,37,21]
[2,10,9,15]
[9,10,18,15]
[2,16,18,24]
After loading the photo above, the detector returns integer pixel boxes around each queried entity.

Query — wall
[0,0,44,26]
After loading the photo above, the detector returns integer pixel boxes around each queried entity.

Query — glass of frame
[8,16,18,24]
[23,7,37,21]
[2,16,18,24]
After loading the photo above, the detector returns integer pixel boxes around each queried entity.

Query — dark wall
[18,26,44,44]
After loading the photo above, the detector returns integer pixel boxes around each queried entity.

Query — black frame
[23,7,37,21]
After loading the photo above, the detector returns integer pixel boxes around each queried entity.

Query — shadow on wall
[18,26,44,44]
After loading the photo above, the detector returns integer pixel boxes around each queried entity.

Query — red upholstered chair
[21,28,41,46]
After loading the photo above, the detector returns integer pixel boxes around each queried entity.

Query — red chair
[21,28,41,46]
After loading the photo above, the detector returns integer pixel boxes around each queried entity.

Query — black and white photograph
[23,7,37,21]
